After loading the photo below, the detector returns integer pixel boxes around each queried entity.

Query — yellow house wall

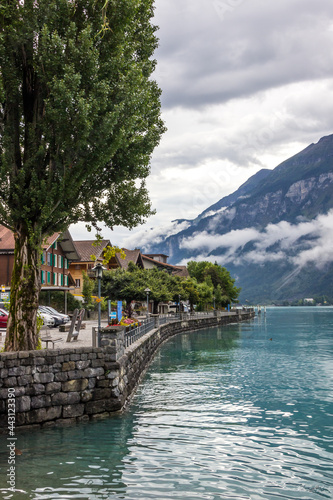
[69,263,89,296]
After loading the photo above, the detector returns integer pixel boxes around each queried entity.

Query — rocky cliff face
[143,135,333,302]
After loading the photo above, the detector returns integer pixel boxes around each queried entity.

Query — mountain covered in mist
[140,135,333,303]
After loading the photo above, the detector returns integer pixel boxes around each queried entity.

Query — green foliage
[187,261,241,308]
[0,0,165,349]
[187,261,241,307]
[197,281,214,311]
[39,290,81,312]
[82,271,95,310]
[0,0,165,237]
[102,261,240,313]
[101,265,190,315]
[181,278,200,312]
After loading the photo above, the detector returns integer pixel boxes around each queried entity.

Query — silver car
[38,310,55,328]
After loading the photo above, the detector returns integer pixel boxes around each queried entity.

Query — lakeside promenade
[0,310,253,351]
[0,319,110,351]
[0,309,255,432]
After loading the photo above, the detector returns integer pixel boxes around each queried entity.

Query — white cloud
[177,210,333,268]
[120,220,191,252]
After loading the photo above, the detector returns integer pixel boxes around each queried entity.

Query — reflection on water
[0,307,332,499]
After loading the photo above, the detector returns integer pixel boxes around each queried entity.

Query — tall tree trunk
[5,230,41,351]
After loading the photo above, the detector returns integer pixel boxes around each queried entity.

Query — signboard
[117,301,123,322]
[110,312,117,320]
[1,293,9,300]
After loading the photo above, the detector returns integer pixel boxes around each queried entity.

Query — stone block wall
[0,311,254,432]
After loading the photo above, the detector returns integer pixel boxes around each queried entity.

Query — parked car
[38,309,55,328]
[41,306,70,324]
[0,308,8,328]
[39,306,69,326]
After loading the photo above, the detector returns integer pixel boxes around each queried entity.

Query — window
[41,270,44,284]
[75,279,80,288]
[47,272,51,284]
[53,273,57,285]
[53,254,57,267]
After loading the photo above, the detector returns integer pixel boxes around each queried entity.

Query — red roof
[0,226,61,253]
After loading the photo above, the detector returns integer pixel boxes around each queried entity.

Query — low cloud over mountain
[131,135,333,302]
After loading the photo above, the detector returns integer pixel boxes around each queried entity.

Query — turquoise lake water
[0,307,333,499]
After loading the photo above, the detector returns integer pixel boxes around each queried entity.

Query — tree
[1,0,165,350]
[197,281,214,311]
[182,278,199,312]
[101,265,191,316]
[102,264,147,317]
[187,261,241,307]
[82,271,95,313]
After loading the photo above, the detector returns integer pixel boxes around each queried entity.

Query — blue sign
[110,312,117,320]
[117,301,123,322]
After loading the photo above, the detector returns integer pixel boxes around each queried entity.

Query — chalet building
[109,248,144,270]
[69,239,113,295]
[142,253,189,277]
[0,226,79,291]
[144,253,169,264]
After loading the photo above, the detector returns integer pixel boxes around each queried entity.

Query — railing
[123,309,255,348]
[125,317,155,348]
[125,311,215,347]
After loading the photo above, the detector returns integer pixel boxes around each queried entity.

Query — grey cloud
[154,0,333,109]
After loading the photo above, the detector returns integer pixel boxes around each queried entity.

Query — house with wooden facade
[142,253,189,277]
[0,226,79,293]
[69,239,113,295]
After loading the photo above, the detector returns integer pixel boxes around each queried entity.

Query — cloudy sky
[71,0,333,247]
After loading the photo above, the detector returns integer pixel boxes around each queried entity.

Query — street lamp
[178,294,181,314]
[145,288,151,319]
[92,262,107,347]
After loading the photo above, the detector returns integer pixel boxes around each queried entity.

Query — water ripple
[0,308,332,499]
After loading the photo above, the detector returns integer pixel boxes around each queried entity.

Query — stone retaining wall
[0,311,254,432]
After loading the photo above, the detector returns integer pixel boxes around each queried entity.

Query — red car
[0,308,9,328]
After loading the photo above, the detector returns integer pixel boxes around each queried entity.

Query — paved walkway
[0,320,109,350]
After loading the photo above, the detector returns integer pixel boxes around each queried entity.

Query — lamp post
[145,288,151,320]
[178,294,181,315]
[92,262,107,347]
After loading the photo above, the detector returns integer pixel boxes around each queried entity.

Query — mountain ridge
[143,134,333,302]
